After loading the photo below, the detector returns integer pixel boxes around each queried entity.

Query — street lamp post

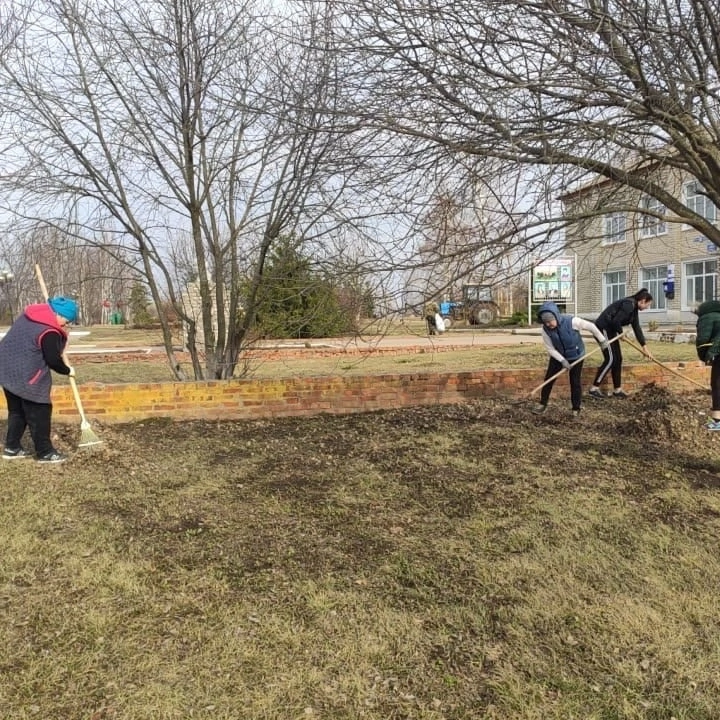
[0,269,15,323]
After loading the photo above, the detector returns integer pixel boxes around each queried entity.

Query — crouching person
[533,301,606,417]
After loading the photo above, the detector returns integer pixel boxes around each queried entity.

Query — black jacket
[595,297,646,345]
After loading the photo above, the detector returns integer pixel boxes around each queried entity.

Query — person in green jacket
[424,300,440,335]
[696,299,720,430]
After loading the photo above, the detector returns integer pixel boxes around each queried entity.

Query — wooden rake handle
[34,264,90,422]
[35,263,49,303]
[621,335,708,391]
[529,331,624,397]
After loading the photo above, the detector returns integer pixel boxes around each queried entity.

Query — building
[562,165,718,325]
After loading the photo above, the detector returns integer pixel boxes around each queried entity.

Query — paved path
[58,327,546,355]
[62,326,697,356]
[7,324,696,357]
[305,328,544,350]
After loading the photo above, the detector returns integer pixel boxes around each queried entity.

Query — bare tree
[410,174,547,305]
[330,0,720,247]
[0,0,574,376]
[0,0,413,379]
[0,223,137,323]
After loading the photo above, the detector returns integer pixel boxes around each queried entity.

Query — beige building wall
[180,281,221,351]
[564,166,718,324]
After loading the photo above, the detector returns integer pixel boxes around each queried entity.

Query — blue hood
[537,301,562,323]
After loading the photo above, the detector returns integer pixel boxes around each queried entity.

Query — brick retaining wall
[33,361,710,425]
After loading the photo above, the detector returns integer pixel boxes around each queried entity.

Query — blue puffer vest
[537,301,585,361]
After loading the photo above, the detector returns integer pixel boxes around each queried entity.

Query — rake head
[78,421,102,447]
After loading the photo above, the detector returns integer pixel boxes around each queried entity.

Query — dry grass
[2,325,717,719]
[1,388,720,719]
[64,327,703,384]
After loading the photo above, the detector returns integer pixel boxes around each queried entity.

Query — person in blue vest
[0,296,77,463]
[533,301,606,417]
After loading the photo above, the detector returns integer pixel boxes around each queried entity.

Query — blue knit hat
[48,296,78,323]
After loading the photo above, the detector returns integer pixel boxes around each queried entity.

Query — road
[59,327,545,355]
[288,328,545,350]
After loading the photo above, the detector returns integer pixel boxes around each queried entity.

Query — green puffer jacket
[695,300,720,363]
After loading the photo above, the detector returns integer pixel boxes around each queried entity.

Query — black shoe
[36,451,68,464]
[612,389,630,399]
[588,388,605,399]
[2,447,32,460]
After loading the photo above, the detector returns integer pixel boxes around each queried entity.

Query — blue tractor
[440,284,499,327]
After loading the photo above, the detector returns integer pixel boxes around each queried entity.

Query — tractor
[462,284,500,325]
[440,284,500,327]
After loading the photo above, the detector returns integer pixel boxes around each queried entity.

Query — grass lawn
[62,323,704,384]
[1,386,719,718]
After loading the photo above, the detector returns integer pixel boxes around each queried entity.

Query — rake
[35,264,102,447]
[67,377,102,447]
[529,331,624,397]
[621,335,709,392]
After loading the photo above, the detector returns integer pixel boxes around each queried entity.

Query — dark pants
[593,329,622,388]
[540,358,584,411]
[712,356,720,412]
[4,388,54,456]
[426,316,436,335]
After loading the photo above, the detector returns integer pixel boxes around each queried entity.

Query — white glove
[67,366,76,377]
[560,358,571,370]
[600,339,609,350]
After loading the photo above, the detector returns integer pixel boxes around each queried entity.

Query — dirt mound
[621,384,709,444]
[54,383,717,476]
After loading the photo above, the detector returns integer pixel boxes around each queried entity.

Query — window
[684,259,717,307]
[639,195,666,237]
[685,181,717,223]
[603,270,626,306]
[639,265,667,310]
[604,213,626,244]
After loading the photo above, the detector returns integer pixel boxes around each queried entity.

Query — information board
[531,257,574,303]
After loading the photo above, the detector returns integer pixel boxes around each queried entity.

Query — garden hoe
[35,264,102,448]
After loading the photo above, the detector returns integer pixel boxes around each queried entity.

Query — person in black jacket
[695,299,720,430]
[588,288,653,399]
[0,297,77,463]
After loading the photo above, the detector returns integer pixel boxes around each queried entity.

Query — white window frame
[639,195,667,237]
[602,270,626,307]
[603,213,626,245]
[685,181,717,224]
[683,259,717,310]
[639,265,667,310]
